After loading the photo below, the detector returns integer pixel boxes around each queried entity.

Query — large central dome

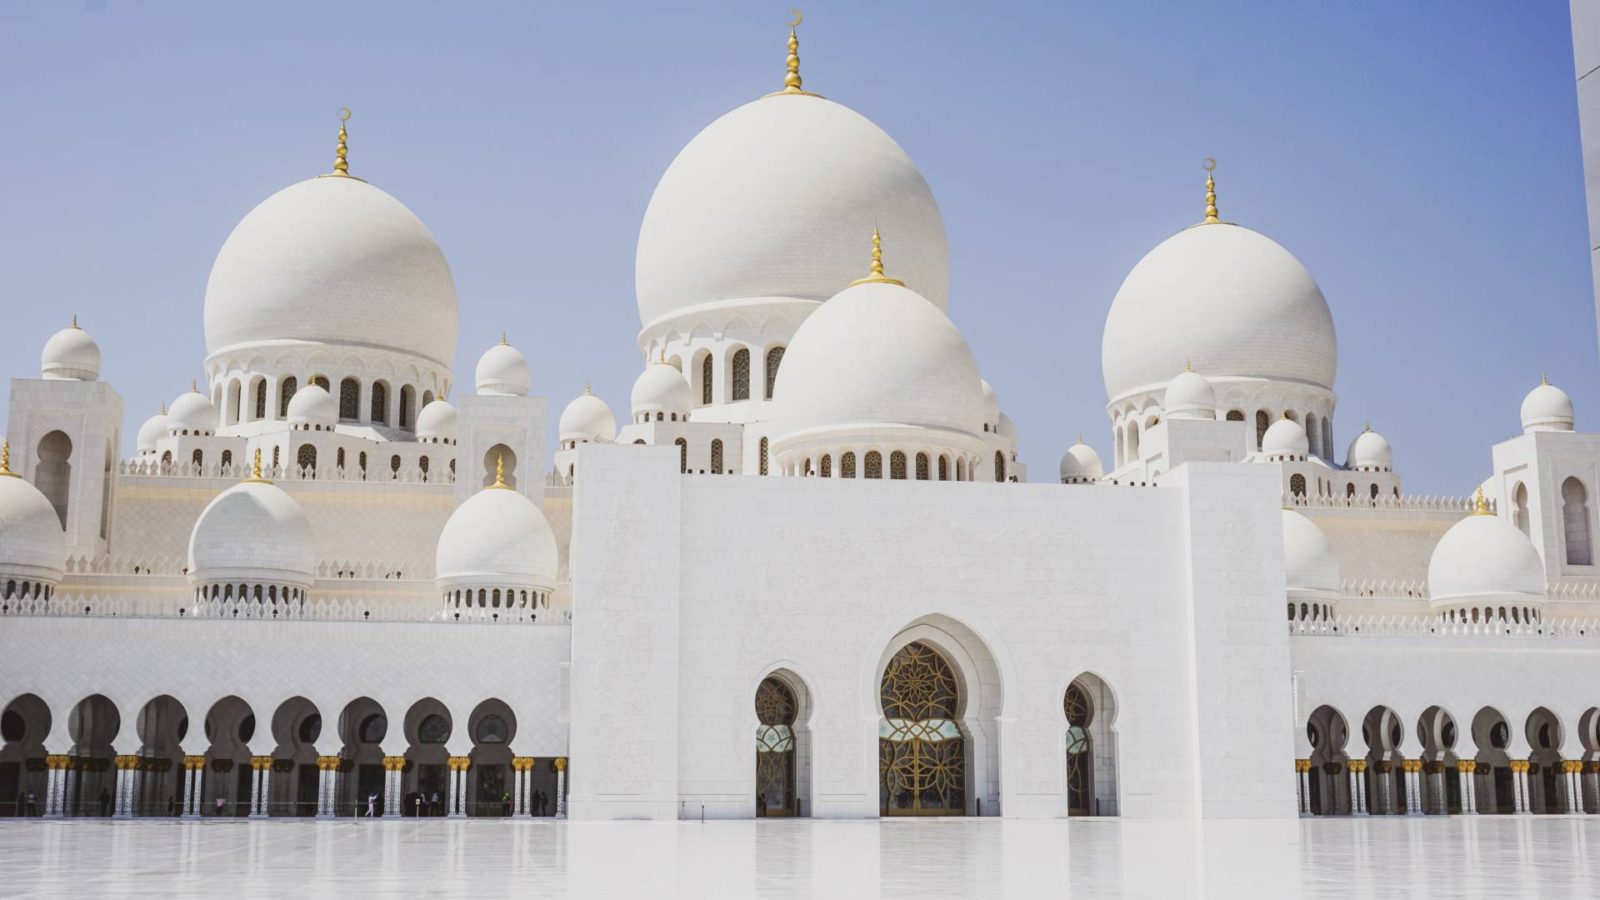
[635,94,949,329]
[204,175,459,368]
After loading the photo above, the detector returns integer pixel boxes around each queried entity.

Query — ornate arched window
[419,456,430,479]
[731,348,751,402]
[880,641,964,815]
[221,450,233,471]
[278,377,297,418]
[819,454,832,477]
[916,453,930,481]
[994,450,1006,482]
[339,378,360,421]
[335,448,345,470]
[938,456,949,481]
[1290,474,1307,497]
[271,446,280,469]
[192,449,204,468]
[418,714,449,744]
[253,379,268,420]
[700,355,713,406]
[1563,477,1593,565]
[765,346,785,400]
[675,438,688,474]
[865,451,883,479]
[890,451,907,480]
[1512,482,1529,535]
[755,677,798,817]
[759,437,769,476]
[1255,410,1270,449]
[390,454,401,476]
[841,452,857,479]
[711,439,725,474]
[1065,682,1093,815]
[227,380,242,425]
[297,444,317,474]
[475,715,508,744]
[398,386,415,430]
[1226,410,1244,422]
[370,381,388,424]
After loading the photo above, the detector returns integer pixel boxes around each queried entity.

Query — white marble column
[447,758,467,818]
[1350,762,1368,815]
[316,757,337,818]
[513,762,527,817]
[1403,762,1422,815]
[1566,763,1582,813]
[1459,763,1477,814]
[44,757,67,818]
[555,758,567,819]
[62,767,77,817]
[259,764,273,818]
[247,760,264,818]
[183,757,205,817]
[1513,762,1530,814]
[113,757,135,818]
[1296,761,1310,815]
[383,757,403,818]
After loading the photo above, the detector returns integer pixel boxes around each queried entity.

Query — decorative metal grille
[701,356,713,405]
[370,382,388,423]
[842,452,856,478]
[675,438,687,473]
[755,677,797,816]
[339,379,360,420]
[1065,681,1093,815]
[939,456,949,481]
[819,454,832,477]
[765,346,785,400]
[890,451,907,480]
[879,641,964,815]
[731,349,751,401]
[916,453,929,481]
[865,451,883,480]
[759,437,769,476]
[711,440,724,474]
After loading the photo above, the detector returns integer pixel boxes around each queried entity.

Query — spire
[1541,373,1550,386]
[585,380,592,396]
[333,107,352,177]
[490,453,510,489]
[0,440,16,478]
[501,331,508,346]
[70,314,79,329]
[160,403,167,415]
[766,11,820,98]
[190,380,198,393]
[1202,158,1220,224]
[244,448,270,484]
[1473,486,1491,516]
[848,229,906,287]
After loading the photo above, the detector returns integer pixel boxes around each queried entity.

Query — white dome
[1520,379,1574,433]
[416,399,458,441]
[476,341,530,396]
[0,460,66,586]
[559,391,617,445]
[1161,368,1217,420]
[187,480,315,588]
[998,412,1018,442]
[1282,509,1340,601]
[286,383,337,427]
[774,280,983,444]
[635,95,948,328]
[1102,223,1336,402]
[203,175,458,368]
[1059,440,1103,483]
[40,322,101,381]
[1262,416,1309,458]
[436,484,558,593]
[631,362,692,418]
[980,379,1000,429]
[136,410,169,453]
[1428,502,1546,608]
[168,389,217,434]
[1346,425,1393,471]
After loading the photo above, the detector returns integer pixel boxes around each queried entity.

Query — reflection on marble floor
[0,816,1595,899]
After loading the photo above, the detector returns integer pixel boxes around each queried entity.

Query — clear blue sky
[0,1,1589,493]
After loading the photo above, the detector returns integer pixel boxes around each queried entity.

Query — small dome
[0,452,66,588]
[204,175,458,369]
[187,479,315,588]
[1428,500,1545,608]
[168,388,217,435]
[476,340,531,397]
[1520,378,1574,433]
[631,362,692,419]
[1262,416,1309,459]
[636,94,948,329]
[1102,222,1336,403]
[416,399,458,442]
[286,383,337,428]
[1059,440,1103,484]
[559,390,617,445]
[436,484,559,594]
[1282,509,1340,601]
[773,280,984,444]
[136,409,169,454]
[1161,368,1217,420]
[980,379,1000,429]
[40,321,101,381]
[1346,425,1393,471]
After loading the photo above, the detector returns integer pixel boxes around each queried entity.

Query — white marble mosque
[1,21,1599,828]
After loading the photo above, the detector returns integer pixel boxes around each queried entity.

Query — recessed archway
[134,695,188,817]
[1416,706,1460,814]
[1361,705,1405,814]
[1064,672,1118,816]
[202,696,255,817]
[402,698,451,817]
[753,670,812,818]
[1305,705,1351,816]
[466,699,516,818]
[268,697,321,817]
[0,694,52,816]
[1525,707,1567,814]
[1471,707,1514,814]
[336,697,387,817]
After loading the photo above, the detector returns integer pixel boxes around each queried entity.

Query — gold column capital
[1509,759,1530,774]
[554,757,567,772]
[183,755,206,770]
[383,756,407,772]
[1561,760,1583,774]
[1347,760,1367,774]
[512,756,536,771]
[1294,758,1311,773]
[114,754,141,770]
[316,755,341,771]
[448,756,471,771]
[251,755,273,770]
[1401,759,1422,774]
[46,754,72,770]
[1456,760,1477,774]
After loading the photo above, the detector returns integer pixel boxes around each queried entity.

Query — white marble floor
[0,816,1594,899]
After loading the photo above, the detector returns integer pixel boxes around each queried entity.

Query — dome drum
[770,425,987,481]
[205,346,450,435]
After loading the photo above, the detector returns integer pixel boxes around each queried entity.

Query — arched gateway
[879,641,965,816]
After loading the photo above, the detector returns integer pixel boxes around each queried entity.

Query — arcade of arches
[0,694,567,819]
[1300,704,1600,816]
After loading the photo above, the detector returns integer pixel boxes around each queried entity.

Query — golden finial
[658,347,667,365]
[0,441,16,479]
[1202,158,1220,224]
[1184,360,1193,373]
[159,403,167,415]
[1473,486,1491,516]
[190,380,198,393]
[243,448,269,484]
[1363,422,1371,433]
[585,380,592,395]
[490,453,510,489]
[766,11,820,98]
[332,107,352,177]
[1075,434,1085,445]
[70,314,79,329]
[1541,373,1550,386]
[501,331,508,346]
[849,229,906,287]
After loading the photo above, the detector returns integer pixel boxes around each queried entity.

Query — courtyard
[0,816,1593,898]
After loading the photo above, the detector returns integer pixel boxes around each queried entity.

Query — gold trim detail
[1472,486,1491,516]
[0,440,16,478]
[849,229,905,287]
[764,14,822,98]
[243,448,271,485]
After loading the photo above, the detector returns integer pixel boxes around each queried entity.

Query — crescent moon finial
[1203,157,1216,172]
[1202,157,1220,224]
[339,106,352,122]
[788,8,803,27]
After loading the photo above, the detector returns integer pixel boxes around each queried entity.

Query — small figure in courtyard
[214,796,225,816]
[25,791,37,816]
[365,792,377,817]
[430,790,440,816]
[167,796,177,816]
[502,791,512,817]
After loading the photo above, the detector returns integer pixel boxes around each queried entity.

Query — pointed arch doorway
[879,641,965,816]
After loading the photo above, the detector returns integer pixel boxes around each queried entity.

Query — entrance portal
[879,641,965,816]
